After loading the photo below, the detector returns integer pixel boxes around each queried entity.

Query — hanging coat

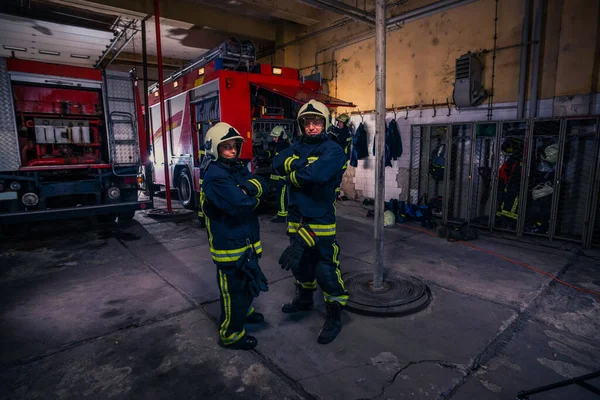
[372,127,392,168]
[387,119,403,160]
[350,122,369,167]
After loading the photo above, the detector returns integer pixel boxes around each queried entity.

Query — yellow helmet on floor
[297,100,331,134]
[203,122,245,160]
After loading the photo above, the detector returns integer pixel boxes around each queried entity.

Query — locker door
[470,123,499,229]
[553,118,599,243]
[445,123,473,223]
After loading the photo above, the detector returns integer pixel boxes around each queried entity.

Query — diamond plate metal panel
[114,143,140,165]
[103,70,141,167]
[0,58,21,171]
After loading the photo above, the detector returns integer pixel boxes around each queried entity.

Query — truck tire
[177,168,194,210]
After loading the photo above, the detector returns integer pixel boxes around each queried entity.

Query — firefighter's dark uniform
[268,139,291,219]
[201,147,268,349]
[329,124,352,195]
[273,129,349,315]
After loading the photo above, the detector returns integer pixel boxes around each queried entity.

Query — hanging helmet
[297,100,330,135]
[270,126,287,140]
[540,143,559,164]
[336,113,350,124]
[203,122,245,161]
[501,137,524,155]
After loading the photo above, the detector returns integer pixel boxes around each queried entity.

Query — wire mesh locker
[445,123,473,223]
[585,120,600,248]
[553,118,599,243]
[520,119,562,237]
[493,121,528,232]
[408,125,428,204]
[429,125,449,219]
[470,123,499,229]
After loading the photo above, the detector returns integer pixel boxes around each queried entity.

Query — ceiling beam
[45,0,277,41]
[295,0,375,25]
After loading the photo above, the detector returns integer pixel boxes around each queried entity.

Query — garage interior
[1,0,599,399]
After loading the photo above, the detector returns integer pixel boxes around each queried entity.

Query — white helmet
[297,100,331,135]
[203,122,245,161]
[270,126,288,140]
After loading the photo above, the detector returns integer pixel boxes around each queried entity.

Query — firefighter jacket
[273,135,347,237]
[201,161,268,264]
[329,125,352,160]
[372,128,392,168]
[387,119,403,160]
[350,122,369,167]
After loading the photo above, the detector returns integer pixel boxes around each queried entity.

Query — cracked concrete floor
[1,199,599,400]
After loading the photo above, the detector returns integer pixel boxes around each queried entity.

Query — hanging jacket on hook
[371,126,392,168]
[387,119,403,160]
[350,122,369,167]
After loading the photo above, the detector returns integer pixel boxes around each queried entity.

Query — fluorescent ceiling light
[71,54,90,59]
[39,50,60,56]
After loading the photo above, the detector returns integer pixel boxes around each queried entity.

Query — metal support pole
[154,0,172,211]
[141,19,153,202]
[373,0,386,289]
[528,0,543,118]
[517,0,532,119]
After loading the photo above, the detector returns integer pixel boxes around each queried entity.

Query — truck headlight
[10,182,21,191]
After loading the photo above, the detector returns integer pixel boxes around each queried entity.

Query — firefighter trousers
[216,264,255,345]
[292,237,349,306]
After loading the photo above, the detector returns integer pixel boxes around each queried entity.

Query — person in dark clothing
[273,100,349,345]
[268,126,292,223]
[328,113,352,159]
[200,122,269,351]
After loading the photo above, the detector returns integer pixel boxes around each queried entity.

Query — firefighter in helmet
[200,122,269,351]
[328,113,352,158]
[268,126,291,223]
[273,100,349,345]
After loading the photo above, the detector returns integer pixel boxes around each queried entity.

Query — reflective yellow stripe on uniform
[290,170,300,188]
[284,155,299,174]
[270,174,284,181]
[297,227,316,247]
[210,241,263,263]
[278,184,288,217]
[296,279,317,290]
[198,178,205,217]
[287,222,336,237]
[307,156,319,164]
[219,270,245,344]
[323,292,349,306]
[248,179,263,197]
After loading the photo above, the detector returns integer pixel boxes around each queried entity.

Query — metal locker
[470,122,500,229]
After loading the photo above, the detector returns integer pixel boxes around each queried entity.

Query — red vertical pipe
[154,0,172,211]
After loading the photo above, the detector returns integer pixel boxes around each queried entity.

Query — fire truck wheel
[177,169,194,210]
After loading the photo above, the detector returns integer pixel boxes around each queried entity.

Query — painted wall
[261,0,600,201]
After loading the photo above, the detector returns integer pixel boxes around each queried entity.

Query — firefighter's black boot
[219,335,258,351]
[246,311,265,324]
[281,284,314,313]
[317,301,343,344]
[271,215,286,223]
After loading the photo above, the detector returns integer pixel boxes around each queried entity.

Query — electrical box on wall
[453,52,487,108]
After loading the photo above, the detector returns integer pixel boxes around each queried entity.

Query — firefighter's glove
[237,247,269,298]
[238,178,265,198]
[279,225,318,272]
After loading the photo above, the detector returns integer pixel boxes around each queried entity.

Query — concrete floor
[1,196,599,400]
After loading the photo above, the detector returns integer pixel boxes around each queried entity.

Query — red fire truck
[147,39,355,210]
[0,58,152,224]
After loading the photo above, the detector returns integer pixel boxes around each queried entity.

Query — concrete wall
[261,0,600,200]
